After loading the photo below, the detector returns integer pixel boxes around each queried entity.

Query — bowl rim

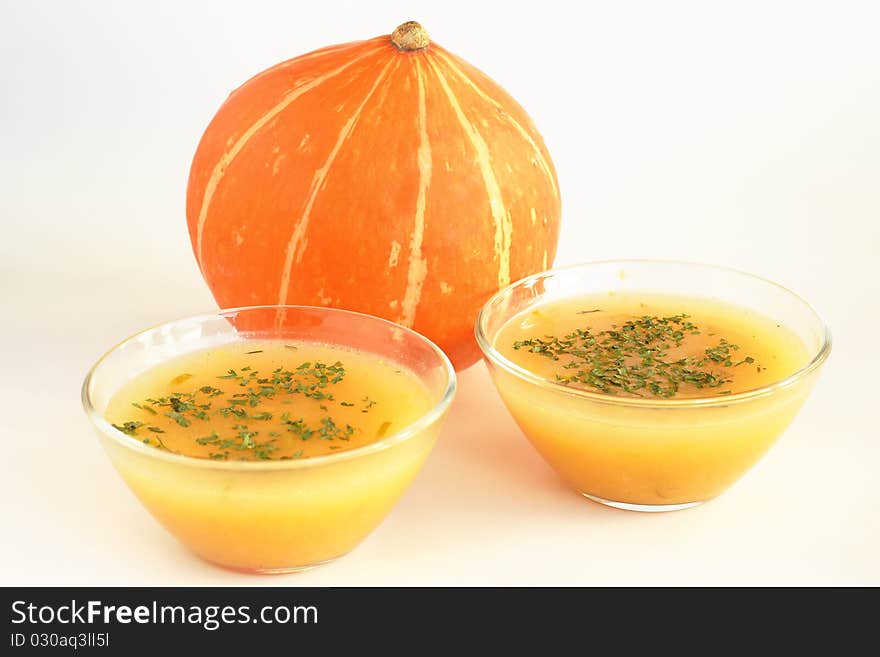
[475,258,832,408]
[82,304,456,470]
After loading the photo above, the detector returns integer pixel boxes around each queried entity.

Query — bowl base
[203,555,342,575]
[580,491,704,512]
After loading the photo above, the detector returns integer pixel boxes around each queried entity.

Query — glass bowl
[83,305,456,573]
[476,260,831,512]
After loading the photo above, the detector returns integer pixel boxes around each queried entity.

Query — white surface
[2,0,878,585]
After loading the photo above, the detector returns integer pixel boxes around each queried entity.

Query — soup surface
[105,340,434,461]
[495,293,809,399]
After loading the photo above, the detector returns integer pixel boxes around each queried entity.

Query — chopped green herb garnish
[164,410,191,427]
[513,313,759,399]
[112,421,143,435]
[114,356,371,461]
[132,402,157,415]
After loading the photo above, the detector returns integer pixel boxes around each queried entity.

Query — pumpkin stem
[391,21,430,51]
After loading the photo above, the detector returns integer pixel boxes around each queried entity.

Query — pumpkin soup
[100,339,440,571]
[490,292,813,508]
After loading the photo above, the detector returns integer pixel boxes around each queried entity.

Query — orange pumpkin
[186,21,561,369]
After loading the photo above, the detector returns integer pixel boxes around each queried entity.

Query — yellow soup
[100,340,439,571]
[491,293,814,508]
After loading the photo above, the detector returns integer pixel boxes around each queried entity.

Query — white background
[2,0,878,585]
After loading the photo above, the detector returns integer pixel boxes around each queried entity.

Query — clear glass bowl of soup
[83,306,455,572]
[476,260,830,512]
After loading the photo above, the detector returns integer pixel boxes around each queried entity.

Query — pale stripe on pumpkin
[194,43,384,268]
[427,55,512,288]
[244,42,359,87]
[433,50,559,199]
[277,57,399,305]
[398,57,432,328]
[387,241,401,267]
